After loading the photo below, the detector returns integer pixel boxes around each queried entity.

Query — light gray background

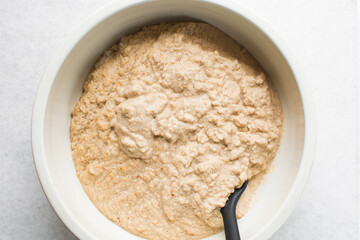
[0,0,358,239]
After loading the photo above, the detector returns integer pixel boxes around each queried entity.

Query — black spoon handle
[220,180,249,240]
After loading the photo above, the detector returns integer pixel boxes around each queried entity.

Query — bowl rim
[31,0,317,239]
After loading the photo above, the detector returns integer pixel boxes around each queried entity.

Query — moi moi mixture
[70,22,283,240]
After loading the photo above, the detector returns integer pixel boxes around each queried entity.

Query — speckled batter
[70,22,283,240]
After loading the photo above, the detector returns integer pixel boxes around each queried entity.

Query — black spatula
[220,180,249,240]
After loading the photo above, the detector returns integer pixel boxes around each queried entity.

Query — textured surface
[70,22,282,239]
[0,0,358,239]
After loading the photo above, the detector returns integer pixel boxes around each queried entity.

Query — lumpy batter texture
[70,22,283,240]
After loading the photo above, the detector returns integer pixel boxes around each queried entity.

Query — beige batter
[70,22,283,240]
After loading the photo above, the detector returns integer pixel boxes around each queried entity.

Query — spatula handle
[221,207,241,240]
[220,180,248,240]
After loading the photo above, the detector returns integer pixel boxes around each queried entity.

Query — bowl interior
[41,1,304,239]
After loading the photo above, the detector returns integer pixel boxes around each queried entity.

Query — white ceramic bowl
[32,0,317,239]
